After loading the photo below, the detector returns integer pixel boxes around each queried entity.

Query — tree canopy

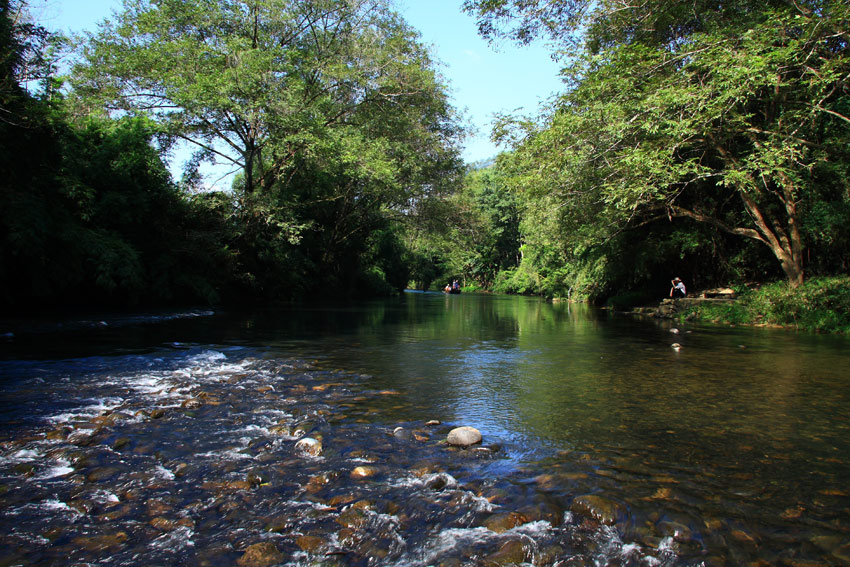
[72,0,462,199]
[1,0,466,310]
[3,0,849,312]
[465,0,850,289]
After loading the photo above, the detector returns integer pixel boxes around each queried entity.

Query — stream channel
[1,291,849,566]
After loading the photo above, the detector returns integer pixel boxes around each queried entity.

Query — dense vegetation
[452,0,850,303]
[1,0,462,311]
[680,276,850,333]
[2,0,848,332]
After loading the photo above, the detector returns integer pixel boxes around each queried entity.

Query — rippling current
[1,293,849,566]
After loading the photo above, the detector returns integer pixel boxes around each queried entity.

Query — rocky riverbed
[0,349,686,567]
[3,343,849,567]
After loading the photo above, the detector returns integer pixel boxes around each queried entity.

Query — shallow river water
[1,292,849,566]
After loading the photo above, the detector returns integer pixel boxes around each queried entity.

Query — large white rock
[447,426,482,446]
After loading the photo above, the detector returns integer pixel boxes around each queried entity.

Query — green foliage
[401,162,522,292]
[67,0,464,303]
[469,0,850,300]
[1,1,465,310]
[683,277,850,333]
[2,110,234,308]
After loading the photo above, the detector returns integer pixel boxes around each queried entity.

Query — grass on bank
[679,276,850,333]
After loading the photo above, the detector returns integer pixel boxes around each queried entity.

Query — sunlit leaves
[493,2,849,288]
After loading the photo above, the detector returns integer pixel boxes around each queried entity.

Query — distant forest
[2,0,848,313]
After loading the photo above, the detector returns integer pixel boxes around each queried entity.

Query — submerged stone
[295,437,322,456]
[72,531,129,552]
[447,426,482,446]
[336,507,369,529]
[296,535,324,552]
[483,511,529,533]
[571,494,625,526]
[484,539,530,566]
[351,465,379,479]
[149,516,177,531]
[86,467,120,482]
[657,520,693,542]
[237,542,283,567]
[91,412,127,427]
[181,398,203,409]
[268,424,291,436]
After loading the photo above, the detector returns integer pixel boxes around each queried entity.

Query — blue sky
[34,0,563,168]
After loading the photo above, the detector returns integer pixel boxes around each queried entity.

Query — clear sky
[32,0,564,166]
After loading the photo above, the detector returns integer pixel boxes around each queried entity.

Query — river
[1,292,849,566]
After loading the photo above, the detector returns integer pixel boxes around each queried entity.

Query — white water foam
[154,464,175,480]
[7,448,42,463]
[195,448,254,462]
[46,396,125,424]
[388,472,494,513]
[395,526,494,567]
[389,472,458,490]
[36,463,74,479]
[147,525,195,552]
[4,498,82,520]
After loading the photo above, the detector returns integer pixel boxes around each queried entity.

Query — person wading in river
[670,277,686,299]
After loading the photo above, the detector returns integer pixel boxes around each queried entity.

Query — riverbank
[634,276,850,333]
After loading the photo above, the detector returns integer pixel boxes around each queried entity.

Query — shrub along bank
[678,277,850,334]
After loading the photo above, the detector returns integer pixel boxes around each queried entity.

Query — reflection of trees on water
[238,294,850,489]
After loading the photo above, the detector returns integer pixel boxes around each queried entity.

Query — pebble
[237,542,284,567]
[351,465,379,479]
[295,437,322,456]
[570,494,625,526]
[393,427,412,441]
[483,511,529,533]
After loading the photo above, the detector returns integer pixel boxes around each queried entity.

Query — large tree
[467,0,850,287]
[72,0,462,199]
[71,0,464,298]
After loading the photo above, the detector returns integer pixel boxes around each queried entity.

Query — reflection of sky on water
[306,292,850,478]
[2,295,850,566]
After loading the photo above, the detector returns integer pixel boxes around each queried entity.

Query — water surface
[1,293,849,566]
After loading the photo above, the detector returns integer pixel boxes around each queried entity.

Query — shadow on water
[1,292,850,566]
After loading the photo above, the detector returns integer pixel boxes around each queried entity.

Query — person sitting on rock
[670,277,686,299]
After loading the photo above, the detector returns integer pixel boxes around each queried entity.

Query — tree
[467,0,850,287]
[72,0,462,196]
[71,0,464,300]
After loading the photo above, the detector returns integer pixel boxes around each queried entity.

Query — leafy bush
[684,277,850,333]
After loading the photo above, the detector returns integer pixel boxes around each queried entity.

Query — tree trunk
[772,244,805,288]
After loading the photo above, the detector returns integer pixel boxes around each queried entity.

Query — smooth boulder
[447,426,482,447]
